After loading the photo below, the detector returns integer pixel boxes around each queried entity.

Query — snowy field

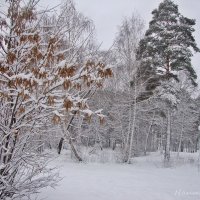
[36,151,200,200]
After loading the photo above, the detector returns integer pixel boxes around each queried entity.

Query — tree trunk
[126,69,138,164]
[127,101,137,163]
[144,111,155,155]
[164,109,171,163]
[123,86,133,162]
[58,114,76,154]
[159,119,164,154]
[69,139,83,162]
[198,131,200,171]
[124,99,133,161]
[57,137,64,154]
[177,113,184,159]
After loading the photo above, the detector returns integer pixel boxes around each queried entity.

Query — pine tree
[136,0,200,164]
[137,0,200,88]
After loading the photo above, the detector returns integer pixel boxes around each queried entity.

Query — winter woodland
[0,0,200,199]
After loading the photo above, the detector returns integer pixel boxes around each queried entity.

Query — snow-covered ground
[37,151,200,200]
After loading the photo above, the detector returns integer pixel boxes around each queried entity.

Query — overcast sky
[39,0,200,82]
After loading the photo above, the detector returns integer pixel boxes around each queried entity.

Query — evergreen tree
[137,0,200,89]
[136,0,200,164]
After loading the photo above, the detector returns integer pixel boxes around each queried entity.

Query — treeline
[0,0,200,199]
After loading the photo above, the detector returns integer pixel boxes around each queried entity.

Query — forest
[0,0,200,199]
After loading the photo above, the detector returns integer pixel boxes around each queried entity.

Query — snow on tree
[136,0,200,164]
[112,14,145,162]
[0,0,112,198]
[137,0,200,89]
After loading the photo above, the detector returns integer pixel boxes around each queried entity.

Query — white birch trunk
[198,127,200,171]
[127,103,136,163]
[177,113,184,159]
[164,109,171,163]
[123,86,133,162]
[144,111,155,155]
[159,119,164,154]
[127,72,137,163]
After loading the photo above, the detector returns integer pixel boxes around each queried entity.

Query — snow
[36,152,200,200]
[82,109,93,116]
[95,109,103,114]
[57,60,66,68]
[53,110,64,117]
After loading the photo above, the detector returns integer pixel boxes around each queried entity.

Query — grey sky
[74,0,200,81]
[74,0,200,47]
[39,0,200,81]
